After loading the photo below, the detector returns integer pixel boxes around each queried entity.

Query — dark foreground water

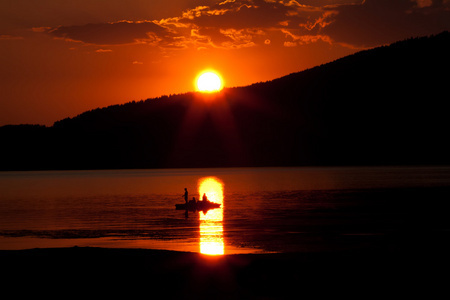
[1,167,450,254]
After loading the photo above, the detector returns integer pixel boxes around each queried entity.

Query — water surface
[1,166,450,254]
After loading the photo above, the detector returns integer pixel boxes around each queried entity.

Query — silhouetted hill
[1,31,449,170]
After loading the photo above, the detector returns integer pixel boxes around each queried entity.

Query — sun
[196,70,223,93]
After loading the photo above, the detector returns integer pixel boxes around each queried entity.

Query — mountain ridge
[1,31,449,170]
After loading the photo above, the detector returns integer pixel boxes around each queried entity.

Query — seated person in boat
[202,193,208,203]
[189,197,196,205]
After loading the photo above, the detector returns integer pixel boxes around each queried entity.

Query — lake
[1,166,450,254]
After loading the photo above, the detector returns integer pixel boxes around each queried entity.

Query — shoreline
[2,246,448,298]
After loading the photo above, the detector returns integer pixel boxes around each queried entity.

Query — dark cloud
[177,0,449,48]
[167,0,332,48]
[0,34,24,40]
[178,0,294,29]
[323,0,450,47]
[43,0,329,49]
[43,0,449,49]
[49,20,174,45]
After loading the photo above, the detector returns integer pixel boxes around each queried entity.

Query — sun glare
[196,71,223,93]
[198,177,224,255]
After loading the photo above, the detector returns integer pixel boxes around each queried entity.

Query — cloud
[36,1,345,49]
[175,0,450,48]
[322,0,450,47]
[177,1,293,29]
[47,20,175,46]
[95,49,113,53]
[413,0,433,8]
[283,41,297,47]
[282,28,332,45]
[162,0,335,48]
[41,0,449,50]
[0,34,23,40]
[32,27,53,33]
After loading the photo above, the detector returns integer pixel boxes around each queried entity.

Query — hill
[1,31,449,170]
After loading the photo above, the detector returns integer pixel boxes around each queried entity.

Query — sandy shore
[1,246,449,299]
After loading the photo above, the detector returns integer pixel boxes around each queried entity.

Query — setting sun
[196,71,223,93]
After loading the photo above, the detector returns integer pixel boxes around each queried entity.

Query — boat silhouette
[175,200,221,212]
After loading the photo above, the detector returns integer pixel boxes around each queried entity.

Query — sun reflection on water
[198,177,224,255]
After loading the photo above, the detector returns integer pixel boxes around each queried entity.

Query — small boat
[175,200,221,211]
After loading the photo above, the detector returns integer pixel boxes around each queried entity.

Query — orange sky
[1,0,449,126]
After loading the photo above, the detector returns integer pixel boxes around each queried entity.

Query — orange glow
[5,0,438,126]
[195,70,224,93]
[198,177,224,255]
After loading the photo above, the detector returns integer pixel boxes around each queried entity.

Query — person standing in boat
[183,188,188,204]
